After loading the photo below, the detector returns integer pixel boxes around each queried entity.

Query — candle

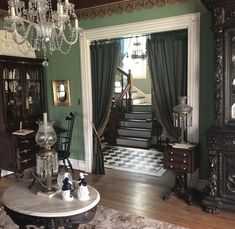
[11,6,15,17]
[65,0,69,4]
[57,3,60,13]
[75,19,78,29]
[19,122,22,131]
[43,113,47,124]
[59,4,63,15]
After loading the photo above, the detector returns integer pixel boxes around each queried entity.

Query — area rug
[0,205,189,229]
[103,145,166,177]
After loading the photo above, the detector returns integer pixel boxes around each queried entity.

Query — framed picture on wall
[52,80,71,106]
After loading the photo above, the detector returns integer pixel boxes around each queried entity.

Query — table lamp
[34,113,58,195]
[172,96,193,148]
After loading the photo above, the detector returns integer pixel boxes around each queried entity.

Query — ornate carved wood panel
[202,0,235,213]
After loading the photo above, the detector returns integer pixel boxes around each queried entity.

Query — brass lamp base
[28,172,60,198]
[37,187,61,198]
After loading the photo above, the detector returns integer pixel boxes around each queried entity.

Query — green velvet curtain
[90,40,120,174]
[146,30,187,141]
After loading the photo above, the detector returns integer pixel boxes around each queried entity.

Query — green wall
[45,44,84,160]
[45,0,213,179]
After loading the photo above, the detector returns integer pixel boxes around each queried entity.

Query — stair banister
[127,69,132,112]
[106,67,133,145]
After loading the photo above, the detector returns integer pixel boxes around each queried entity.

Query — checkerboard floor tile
[103,145,166,177]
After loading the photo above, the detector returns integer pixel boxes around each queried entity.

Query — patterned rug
[0,205,189,229]
[103,145,166,177]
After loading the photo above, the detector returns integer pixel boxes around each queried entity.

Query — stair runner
[116,104,153,149]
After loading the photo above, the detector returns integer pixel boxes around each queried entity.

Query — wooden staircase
[105,66,154,149]
[116,104,153,148]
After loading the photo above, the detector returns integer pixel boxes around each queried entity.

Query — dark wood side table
[0,126,66,180]
[163,144,199,205]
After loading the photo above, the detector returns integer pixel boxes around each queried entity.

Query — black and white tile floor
[103,145,166,177]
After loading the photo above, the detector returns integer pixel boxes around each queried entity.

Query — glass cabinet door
[3,66,23,122]
[231,33,235,120]
[25,67,43,118]
[225,29,235,125]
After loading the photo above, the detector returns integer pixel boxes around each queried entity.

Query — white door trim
[79,13,200,173]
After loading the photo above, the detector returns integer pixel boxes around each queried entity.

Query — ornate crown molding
[76,0,188,20]
[0,1,188,20]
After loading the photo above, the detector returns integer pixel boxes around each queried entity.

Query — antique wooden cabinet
[0,55,45,179]
[201,0,235,213]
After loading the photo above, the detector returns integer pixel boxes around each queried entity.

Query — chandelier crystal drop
[4,0,83,66]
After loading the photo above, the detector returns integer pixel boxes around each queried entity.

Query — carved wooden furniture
[2,180,100,229]
[0,55,45,179]
[201,0,235,213]
[163,144,198,205]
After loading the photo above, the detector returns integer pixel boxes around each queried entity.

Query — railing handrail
[116,84,131,106]
[115,66,132,112]
[106,67,132,145]
[116,66,129,77]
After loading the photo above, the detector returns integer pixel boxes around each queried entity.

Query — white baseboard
[69,159,86,172]
[1,170,14,177]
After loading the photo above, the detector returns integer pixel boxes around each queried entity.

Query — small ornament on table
[77,172,90,201]
[61,172,74,201]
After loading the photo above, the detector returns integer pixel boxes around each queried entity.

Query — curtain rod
[91,34,151,44]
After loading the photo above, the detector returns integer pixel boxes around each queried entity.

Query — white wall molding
[69,159,86,172]
[0,30,36,58]
[80,13,200,172]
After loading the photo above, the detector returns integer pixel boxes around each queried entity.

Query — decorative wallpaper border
[0,0,188,20]
[76,0,188,19]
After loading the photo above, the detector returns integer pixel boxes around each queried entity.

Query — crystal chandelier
[4,0,82,66]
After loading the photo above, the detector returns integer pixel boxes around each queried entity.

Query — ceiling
[0,0,123,11]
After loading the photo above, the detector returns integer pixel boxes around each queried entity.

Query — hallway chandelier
[4,0,82,66]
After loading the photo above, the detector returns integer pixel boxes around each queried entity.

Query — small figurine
[61,172,74,201]
[77,172,90,201]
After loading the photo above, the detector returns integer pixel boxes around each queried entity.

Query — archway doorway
[79,13,200,173]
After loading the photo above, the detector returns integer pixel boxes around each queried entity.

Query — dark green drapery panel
[90,41,120,174]
[146,30,187,141]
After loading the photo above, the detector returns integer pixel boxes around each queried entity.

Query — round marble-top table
[2,180,100,229]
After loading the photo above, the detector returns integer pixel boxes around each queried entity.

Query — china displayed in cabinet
[0,55,45,179]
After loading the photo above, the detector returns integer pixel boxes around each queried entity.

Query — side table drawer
[168,154,189,163]
[164,145,198,173]
[165,162,190,173]
[14,134,38,174]
[168,150,189,157]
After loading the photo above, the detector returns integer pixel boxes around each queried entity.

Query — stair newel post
[127,69,132,112]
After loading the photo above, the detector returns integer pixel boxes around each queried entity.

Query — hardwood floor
[1,169,235,229]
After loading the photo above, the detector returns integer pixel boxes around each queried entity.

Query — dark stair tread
[118,127,152,132]
[126,111,152,114]
[122,119,152,122]
[132,96,145,99]
[133,104,152,106]
[117,136,151,142]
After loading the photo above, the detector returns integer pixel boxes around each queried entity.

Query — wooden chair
[55,112,75,173]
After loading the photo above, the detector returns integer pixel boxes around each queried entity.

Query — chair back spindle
[55,112,75,173]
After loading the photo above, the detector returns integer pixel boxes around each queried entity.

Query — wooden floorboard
[1,168,235,229]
